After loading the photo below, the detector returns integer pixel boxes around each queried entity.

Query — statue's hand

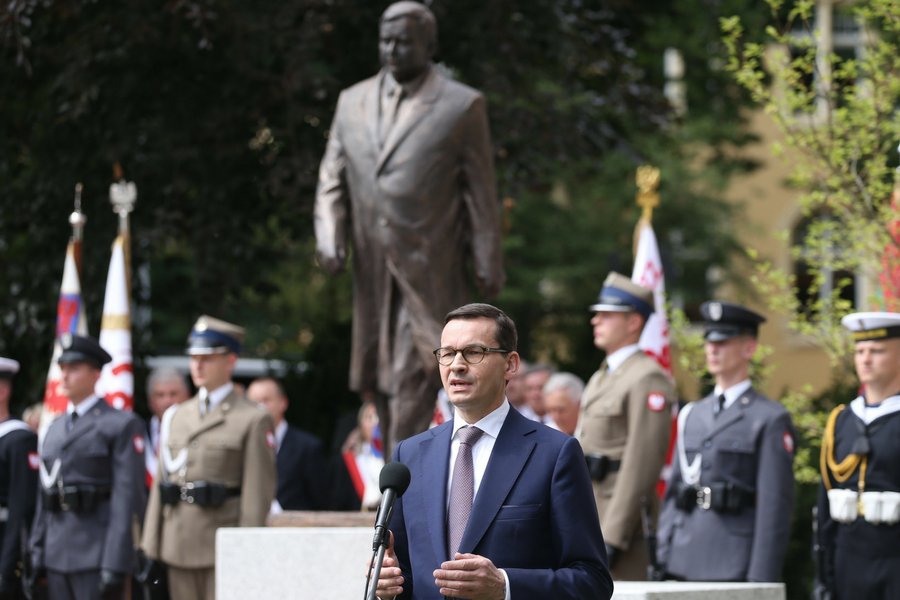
[316,250,345,275]
[477,273,504,300]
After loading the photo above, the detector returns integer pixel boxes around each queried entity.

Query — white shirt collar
[201,383,233,412]
[850,394,900,425]
[452,399,510,441]
[274,420,288,452]
[714,379,752,411]
[68,395,101,417]
[606,344,641,373]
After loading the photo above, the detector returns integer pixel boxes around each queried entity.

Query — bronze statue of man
[314,1,504,451]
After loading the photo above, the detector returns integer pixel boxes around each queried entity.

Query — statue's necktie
[447,425,484,558]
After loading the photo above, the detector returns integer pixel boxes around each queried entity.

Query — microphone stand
[365,503,389,600]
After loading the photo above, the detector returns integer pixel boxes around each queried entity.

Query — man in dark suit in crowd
[0,357,38,600]
[375,303,612,600]
[29,335,146,600]
[247,377,327,511]
[656,301,796,582]
[314,1,504,453]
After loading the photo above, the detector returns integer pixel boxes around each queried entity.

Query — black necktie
[67,412,79,432]
[717,394,726,415]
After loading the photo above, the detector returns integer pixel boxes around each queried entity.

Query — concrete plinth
[216,527,786,600]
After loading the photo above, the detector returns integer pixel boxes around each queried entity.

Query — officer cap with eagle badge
[0,356,20,380]
[589,272,655,320]
[186,315,245,356]
[57,334,112,369]
[841,311,900,342]
[700,301,766,342]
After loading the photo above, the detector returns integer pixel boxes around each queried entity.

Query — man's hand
[605,544,619,570]
[371,531,404,600]
[315,250,345,275]
[98,570,125,600]
[433,553,505,600]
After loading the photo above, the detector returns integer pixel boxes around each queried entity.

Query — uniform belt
[585,454,621,483]
[43,485,111,513]
[159,481,241,507]
[674,482,755,513]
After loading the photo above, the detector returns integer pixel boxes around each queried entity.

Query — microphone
[372,462,411,551]
[365,462,411,600]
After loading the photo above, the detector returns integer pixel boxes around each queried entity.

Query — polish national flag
[96,235,133,410]
[632,220,677,497]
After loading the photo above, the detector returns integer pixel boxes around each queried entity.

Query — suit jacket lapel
[581,360,610,413]
[460,409,536,555]
[708,389,755,437]
[364,75,381,157]
[417,424,451,564]
[376,68,442,175]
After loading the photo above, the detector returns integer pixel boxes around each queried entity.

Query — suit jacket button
[379,217,388,226]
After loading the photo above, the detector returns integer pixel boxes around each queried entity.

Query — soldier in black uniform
[817,312,900,600]
[29,335,146,600]
[0,358,38,600]
[657,301,796,582]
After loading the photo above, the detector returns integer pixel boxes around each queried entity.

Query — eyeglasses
[433,345,509,366]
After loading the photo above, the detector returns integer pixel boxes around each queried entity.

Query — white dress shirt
[713,379,752,413]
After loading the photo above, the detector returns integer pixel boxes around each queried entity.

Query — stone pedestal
[216,526,786,600]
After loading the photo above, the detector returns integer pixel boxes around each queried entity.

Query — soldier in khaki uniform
[141,317,276,600]
[576,272,675,580]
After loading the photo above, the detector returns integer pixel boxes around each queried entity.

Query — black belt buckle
[60,485,82,511]
[160,482,180,505]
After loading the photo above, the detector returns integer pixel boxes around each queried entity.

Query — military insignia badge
[708,302,723,321]
[133,435,145,454]
[266,430,276,449]
[647,392,666,412]
[782,431,794,454]
[60,332,73,349]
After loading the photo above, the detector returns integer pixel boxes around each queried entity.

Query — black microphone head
[379,461,411,495]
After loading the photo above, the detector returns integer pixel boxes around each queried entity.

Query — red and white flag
[41,240,90,430]
[632,220,677,497]
[96,235,133,410]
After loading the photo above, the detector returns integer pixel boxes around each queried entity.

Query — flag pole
[109,163,136,295]
[69,182,87,273]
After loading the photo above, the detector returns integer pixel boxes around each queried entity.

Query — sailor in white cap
[816,312,900,600]
[141,316,276,600]
[0,357,38,597]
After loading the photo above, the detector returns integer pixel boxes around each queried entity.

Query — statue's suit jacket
[30,400,146,575]
[656,388,796,582]
[140,391,276,568]
[315,67,504,395]
[390,407,613,600]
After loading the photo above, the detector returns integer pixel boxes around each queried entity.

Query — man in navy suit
[247,377,327,511]
[376,303,612,600]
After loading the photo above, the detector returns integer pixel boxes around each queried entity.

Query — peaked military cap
[589,272,654,319]
[841,311,900,342]
[187,315,245,355]
[0,357,20,380]
[57,334,112,369]
[700,301,766,341]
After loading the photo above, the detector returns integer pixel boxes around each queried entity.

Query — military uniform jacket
[657,388,796,582]
[29,400,146,574]
[141,391,276,568]
[576,351,675,574]
[817,397,900,598]
[0,420,38,582]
